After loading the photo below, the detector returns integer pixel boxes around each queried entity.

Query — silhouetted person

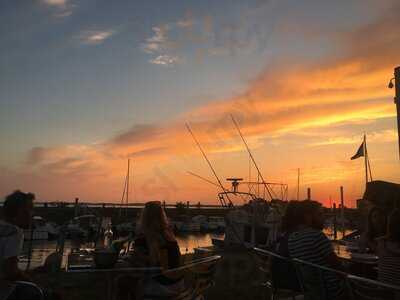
[0,190,44,299]
[287,200,345,300]
[359,206,387,253]
[377,209,400,285]
[117,201,182,300]
[0,190,61,300]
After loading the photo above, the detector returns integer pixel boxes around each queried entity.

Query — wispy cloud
[141,25,181,66]
[149,55,180,66]
[42,0,67,7]
[41,0,75,18]
[141,26,170,54]
[78,30,116,45]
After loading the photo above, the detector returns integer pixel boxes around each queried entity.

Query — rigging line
[248,153,251,195]
[131,160,136,203]
[185,123,234,207]
[230,114,274,200]
[187,171,221,188]
[367,151,373,181]
[185,123,251,249]
[126,159,130,217]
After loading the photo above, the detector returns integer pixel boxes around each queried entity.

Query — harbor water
[19,233,224,270]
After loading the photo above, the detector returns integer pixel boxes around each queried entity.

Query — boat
[180,221,201,232]
[187,117,287,249]
[115,221,136,236]
[207,216,226,232]
[210,178,284,249]
[172,218,201,232]
[65,214,100,239]
[24,216,59,241]
[192,215,226,232]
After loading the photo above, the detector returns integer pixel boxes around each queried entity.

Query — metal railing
[253,247,400,300]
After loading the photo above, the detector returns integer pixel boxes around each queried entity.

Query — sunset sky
[1,0,399,207]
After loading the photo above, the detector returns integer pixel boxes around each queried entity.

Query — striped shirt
[377,239,400,286]
[288,227,343,299]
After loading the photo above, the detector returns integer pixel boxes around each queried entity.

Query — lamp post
[389,66,400,160]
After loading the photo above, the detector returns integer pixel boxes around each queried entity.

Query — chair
[291,258,347,300]
[0,281,16,300]
[253,247,303,300]
[346,274,400,300]
[141,255,222,300]
[6,281,44,300]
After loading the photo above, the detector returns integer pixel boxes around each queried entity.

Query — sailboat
[116,159,137,236]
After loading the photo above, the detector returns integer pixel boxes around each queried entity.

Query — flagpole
[364,134,368,187]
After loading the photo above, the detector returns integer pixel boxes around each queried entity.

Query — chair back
[0,281,16,300]
[253,247,303,292]
[142,255,222,300]
[291,258,347,300]
[346,274,400,300]
[11,281,44,300]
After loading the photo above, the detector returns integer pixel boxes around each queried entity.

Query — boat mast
[119,159,130,218]
[126,159,130,217]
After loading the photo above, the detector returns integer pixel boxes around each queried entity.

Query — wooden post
[307,188,311,200]
[297,168,300,200]
[394,66,400,160]
[333,203,337,240]
[74,198,79,217]
[340,186,345,238]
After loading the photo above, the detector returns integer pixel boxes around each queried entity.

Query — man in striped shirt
[288,200,345,300]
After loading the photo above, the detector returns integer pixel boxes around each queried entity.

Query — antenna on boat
[185,123,234,207]
[230,115,273,200]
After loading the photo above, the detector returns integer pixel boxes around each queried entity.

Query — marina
[1,1,400,299]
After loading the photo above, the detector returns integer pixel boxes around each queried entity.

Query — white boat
[207,216,225,232]
[116,222,136,236]
[180,221,201,232]
[66,214,100,238]
[24,216,59,241]
[222,198,281,248]
[191,215,226,232]
[211,179,284,249]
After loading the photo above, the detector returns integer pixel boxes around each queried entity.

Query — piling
[74,198,79,217]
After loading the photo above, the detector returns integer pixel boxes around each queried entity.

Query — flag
[351,141,365,160]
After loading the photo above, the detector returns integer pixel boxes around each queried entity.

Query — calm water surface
[20,233,224,270]
[20,228,353,270]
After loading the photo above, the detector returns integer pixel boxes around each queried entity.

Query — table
[65,252,162,300]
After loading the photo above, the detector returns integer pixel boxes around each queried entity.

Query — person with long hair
[134,201,180,269]
[359,206,387,253]
[377,209,400,286]
[117,201,183,300]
